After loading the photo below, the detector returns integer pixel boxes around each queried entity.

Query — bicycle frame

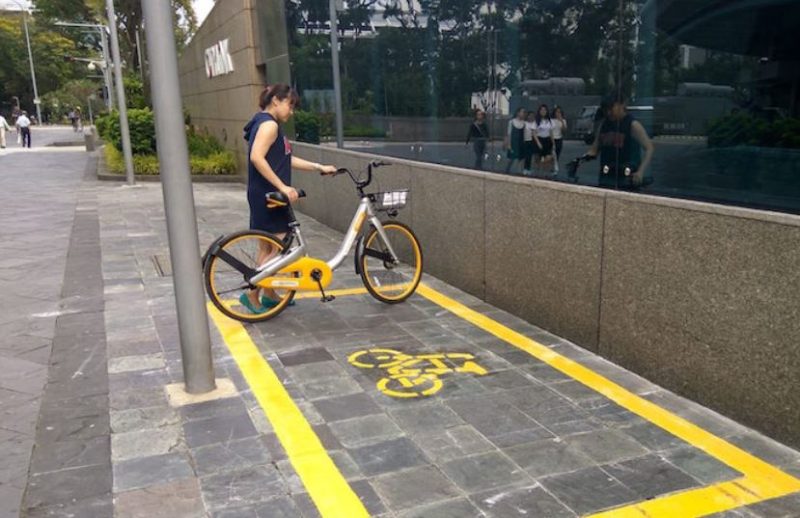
[248,195,399,286]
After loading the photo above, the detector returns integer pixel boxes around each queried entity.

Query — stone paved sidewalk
[94,175,800,517]
[3,142,800,517]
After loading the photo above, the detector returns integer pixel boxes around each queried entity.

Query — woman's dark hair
[259,84,300,110]
[535,104,550,125]
[514,107,526,118]
[553,106,564,118]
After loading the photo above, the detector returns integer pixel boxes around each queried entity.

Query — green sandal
[239,293,268,314]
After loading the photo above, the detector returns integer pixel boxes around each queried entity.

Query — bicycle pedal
[321,295,336,303]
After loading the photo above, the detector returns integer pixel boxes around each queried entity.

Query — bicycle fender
[354,232,366,275]
[201,234,225,268]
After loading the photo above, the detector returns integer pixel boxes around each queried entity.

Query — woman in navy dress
[241,84,337,313]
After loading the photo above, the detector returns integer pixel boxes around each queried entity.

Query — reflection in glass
[286,0,800,213]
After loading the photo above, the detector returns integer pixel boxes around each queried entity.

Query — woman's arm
[250,121,297,200]
[631,120,654,183]
[291,156,336,174]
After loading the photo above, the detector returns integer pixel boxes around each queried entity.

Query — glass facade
[287,0,800,214]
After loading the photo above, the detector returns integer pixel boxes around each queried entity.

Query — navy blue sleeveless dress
[243,112,293,233]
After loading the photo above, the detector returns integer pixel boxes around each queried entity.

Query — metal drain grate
[151,254,173,277]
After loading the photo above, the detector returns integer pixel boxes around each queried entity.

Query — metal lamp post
[10,0,42,124]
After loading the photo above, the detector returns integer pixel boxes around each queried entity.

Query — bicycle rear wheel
[203,230,295,323]
[358,222,422,303]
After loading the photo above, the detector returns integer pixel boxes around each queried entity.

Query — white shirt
[524,121,535,141]
[551,119,566,139]
[534,119,553,138]
[16,115,31,129]
[0,116,10,131]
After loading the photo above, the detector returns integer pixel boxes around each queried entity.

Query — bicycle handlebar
[326,159,393,195]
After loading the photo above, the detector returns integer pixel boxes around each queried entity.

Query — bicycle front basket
[371,189,409,211]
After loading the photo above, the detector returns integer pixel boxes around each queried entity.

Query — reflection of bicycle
[348,348,487,398]
[203,161,423,323]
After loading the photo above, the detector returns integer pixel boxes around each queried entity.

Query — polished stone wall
[292,142,800,448]
[177,0,291,176]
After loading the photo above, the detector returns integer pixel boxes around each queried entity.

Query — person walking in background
[0,114,12,148]
[16,111,31,148]
[466,108,489,170]
[551,106,567,175]
[522,111,536,176]
[532,104,554,176]
[504,107,526,174]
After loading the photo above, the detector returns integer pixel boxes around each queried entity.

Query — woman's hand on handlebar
[280,185,299,203]
[318,164,337,175]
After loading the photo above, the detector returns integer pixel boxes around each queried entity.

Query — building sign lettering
[205,39,234,78]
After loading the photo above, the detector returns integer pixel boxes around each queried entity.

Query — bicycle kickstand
[311,269,335,303]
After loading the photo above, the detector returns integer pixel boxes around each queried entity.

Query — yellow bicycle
[203,161,423,323]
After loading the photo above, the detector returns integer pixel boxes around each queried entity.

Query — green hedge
[96,108,156,154]
[708,114,800,148]
[104,144,237,175]
[295,110,321,144]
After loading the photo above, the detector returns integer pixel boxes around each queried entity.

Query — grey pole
[99,28,115,110]
[328,0,344,148]
[16,5,42,124]
[142,0,215,394]
[105,0,134,185]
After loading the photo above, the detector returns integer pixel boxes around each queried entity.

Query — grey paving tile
[349,436,429,476]
[312,392,382,422]
[29,435,110,475]
[190,436,272,477]
[446,395,548,443]
[113,452,194,492]
[389,402,466,433]
[183,412,258,449]
[24,464,112,509]
[328,413,404,448]
[373,465,461,511]
[474,368,536,391]
[621,421,686,451]
[412,425,496,463]
[212,496,302,518]
[564,429,650,464]
[503,437,597,478]
[539,466,638,516]
[24,492,113,518]
[472,483,577,517]
[397,497,486,518]
[349,479,388,516]
[200,465,286,512]
[663,445,742,483]
[115,477,205,518]
[110,405,180,434]
[441,451,531,493]
[603,454,698,499]
[111,425,182,462]
[277,347,334,367]
[180,395,248,421]
[300,376,364,400]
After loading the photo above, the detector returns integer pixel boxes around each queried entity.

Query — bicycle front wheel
[203,230,295,323]
[358,222,423,303]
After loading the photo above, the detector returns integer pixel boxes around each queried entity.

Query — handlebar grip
[297,189,306,198]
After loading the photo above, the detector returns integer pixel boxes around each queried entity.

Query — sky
[193,0,214,26]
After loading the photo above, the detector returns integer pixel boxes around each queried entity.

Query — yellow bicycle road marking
[206,302,369,518]
[211,283,800,517]
[415,284,800,517]
[348,348,488,398]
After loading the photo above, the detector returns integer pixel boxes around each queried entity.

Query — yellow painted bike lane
[208,283,800,517]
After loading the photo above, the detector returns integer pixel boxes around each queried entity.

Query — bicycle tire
[203,230,295,323]
[358,221,423,304]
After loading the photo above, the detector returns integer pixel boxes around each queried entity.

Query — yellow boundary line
[415,284,800,517]
[210,283,800,517]
[206,302,369,518]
